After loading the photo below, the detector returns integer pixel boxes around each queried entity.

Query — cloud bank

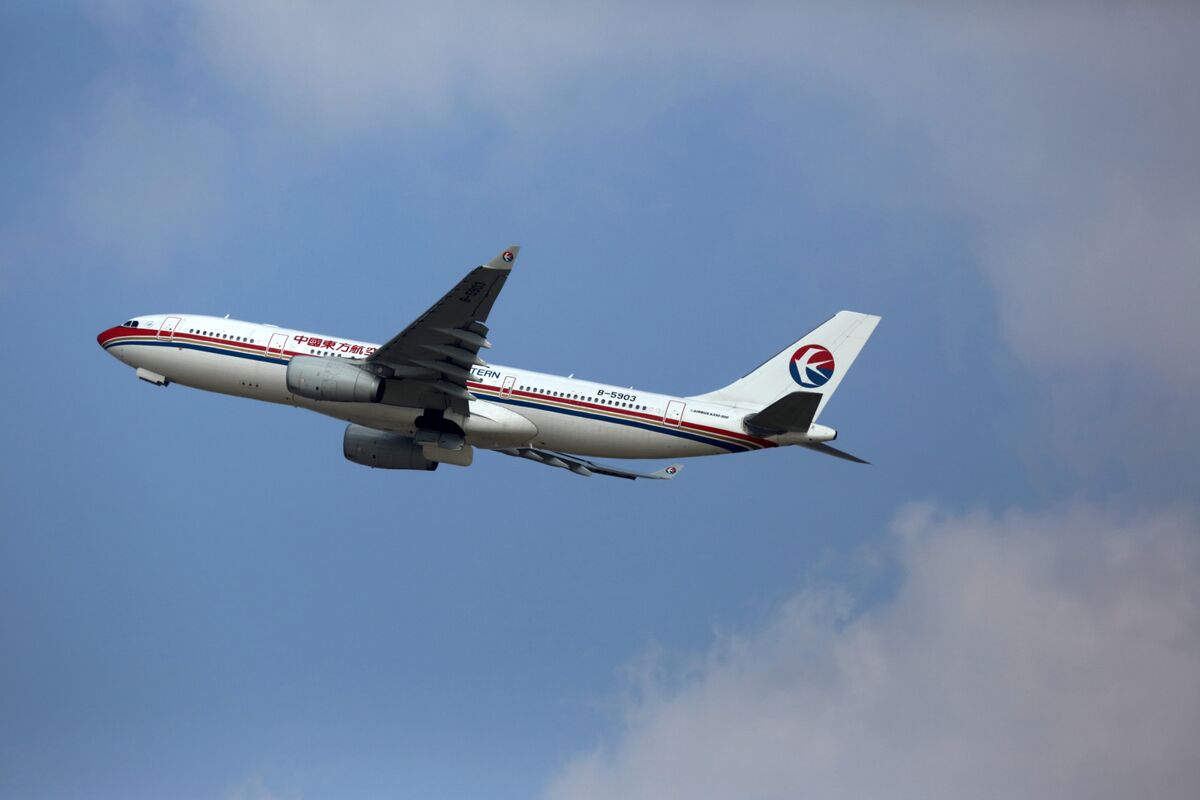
[164,3,1200,455]
[80,4,1200,398]
[544,504,1200,800]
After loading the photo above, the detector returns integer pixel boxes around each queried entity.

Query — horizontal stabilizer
[801,442,869,464]
[744,391,821,435]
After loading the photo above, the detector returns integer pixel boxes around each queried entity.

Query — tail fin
[692,311,880,421]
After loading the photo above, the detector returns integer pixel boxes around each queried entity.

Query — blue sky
[2,4,1198,799]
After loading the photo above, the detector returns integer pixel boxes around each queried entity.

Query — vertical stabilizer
[692,311,880,421]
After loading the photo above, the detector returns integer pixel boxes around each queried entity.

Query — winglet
[651,464,684,480]
[484,245,520,271]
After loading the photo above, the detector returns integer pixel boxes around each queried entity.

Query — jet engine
[343,424,437,470]
[287,356,384,403]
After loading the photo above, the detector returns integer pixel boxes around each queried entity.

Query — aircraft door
[665,400,685,427]
[501,375,516,397]
[158,316,182,338]
[266,332,288,357]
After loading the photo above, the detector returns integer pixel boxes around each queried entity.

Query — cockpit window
[130,320,139,328]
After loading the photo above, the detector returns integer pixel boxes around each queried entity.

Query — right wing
[498,447,684,481]
[366,246,518,415]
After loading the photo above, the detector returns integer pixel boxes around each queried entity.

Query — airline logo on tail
[789,344,835,388]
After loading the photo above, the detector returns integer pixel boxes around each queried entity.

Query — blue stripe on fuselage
[104,338,290,365]
[481,392,750,453]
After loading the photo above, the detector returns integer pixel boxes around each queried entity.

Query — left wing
[498,447,683,481]
[367,246,518,414]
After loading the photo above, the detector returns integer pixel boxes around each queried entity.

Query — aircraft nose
[97,326,121,351]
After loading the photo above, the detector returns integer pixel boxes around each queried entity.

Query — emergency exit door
[664,400,685,426]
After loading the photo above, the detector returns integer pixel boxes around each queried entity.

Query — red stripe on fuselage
[99,326,342,361]
[466,382,776,449]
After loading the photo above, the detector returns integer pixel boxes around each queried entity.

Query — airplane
[96,247,880,480]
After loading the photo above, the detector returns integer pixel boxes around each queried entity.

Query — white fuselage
[99,314,825,459]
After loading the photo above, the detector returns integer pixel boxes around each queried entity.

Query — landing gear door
[158,316,181,338]
[501,375,516,397]
[665,400,685,427]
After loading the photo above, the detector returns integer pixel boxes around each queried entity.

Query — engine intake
[287,356,384,403]
[343,424,437,471]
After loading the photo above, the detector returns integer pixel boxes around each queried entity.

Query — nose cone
[97,326,125,355]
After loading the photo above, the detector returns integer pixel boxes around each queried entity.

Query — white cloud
[169,3,1200,391]
[544,504,1200,800]
[183,1,624,131]
[225,774,297,800]
[818,7,1200,392]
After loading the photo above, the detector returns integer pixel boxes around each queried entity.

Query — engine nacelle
[343,424,437,471]
[287,355,384,403]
